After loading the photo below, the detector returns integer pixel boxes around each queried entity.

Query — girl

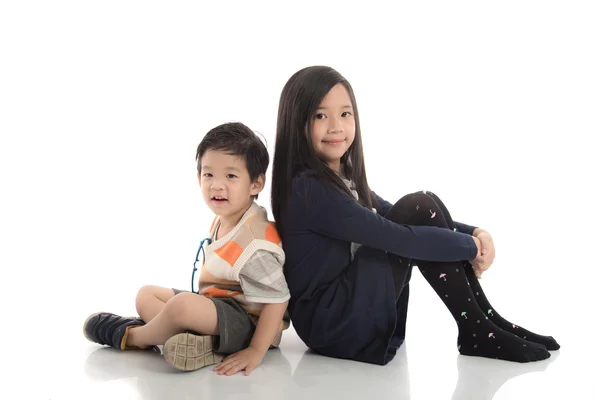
[271,66,559,365]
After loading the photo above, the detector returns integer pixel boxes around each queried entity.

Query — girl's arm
[371,191,393,216]
[293,174,477,262]
[455,221,478,235]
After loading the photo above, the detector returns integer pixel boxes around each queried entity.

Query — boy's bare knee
[135,285,156,314]
[164,293,193,325]
[164,293,210,327]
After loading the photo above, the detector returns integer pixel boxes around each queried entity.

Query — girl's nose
[329,117,343,133]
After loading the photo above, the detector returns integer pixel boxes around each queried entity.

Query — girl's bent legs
[423,191,559,350]
[135,285,176,323]
[382,192,452,348]
[127,292,218,348]
[386,191,550,362]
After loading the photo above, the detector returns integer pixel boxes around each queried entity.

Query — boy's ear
[197,171,202,186]
[250,174,266,196]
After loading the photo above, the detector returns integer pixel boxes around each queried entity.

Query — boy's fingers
[220,364,234,375]
[217,359,237,372]
[227,364,243,375]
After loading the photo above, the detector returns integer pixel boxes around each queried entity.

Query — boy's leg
[84,286,182,350]
[163,298,255,371]
[83,292,224,370]
[424,191,559,350]
[135,285,177,323]
[126,292,218,348]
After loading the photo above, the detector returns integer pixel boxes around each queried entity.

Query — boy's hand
[213,346,265,376]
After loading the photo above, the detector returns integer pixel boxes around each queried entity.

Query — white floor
[5,265,597,400]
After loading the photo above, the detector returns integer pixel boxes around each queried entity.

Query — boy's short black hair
[196,122,269,183]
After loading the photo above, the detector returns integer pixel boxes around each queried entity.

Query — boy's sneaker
[83,312,145,350]
[164,332,223,371]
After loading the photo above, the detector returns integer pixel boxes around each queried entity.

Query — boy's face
[198,150,264,223]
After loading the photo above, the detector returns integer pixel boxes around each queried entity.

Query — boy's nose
[210,180,225,190]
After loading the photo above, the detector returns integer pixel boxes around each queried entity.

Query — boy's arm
[249,301,289,353]
[213,301,288,376]
[214,250,290,376]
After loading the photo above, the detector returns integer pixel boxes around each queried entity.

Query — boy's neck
[215,201,254,240]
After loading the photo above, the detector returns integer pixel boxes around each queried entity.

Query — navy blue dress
[282,171,477,365]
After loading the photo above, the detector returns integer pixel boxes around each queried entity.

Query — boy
[84,122,290,376]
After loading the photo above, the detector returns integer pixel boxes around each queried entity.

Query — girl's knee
[387,192,447,227]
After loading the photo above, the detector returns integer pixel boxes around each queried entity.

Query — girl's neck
[327,159,341,173]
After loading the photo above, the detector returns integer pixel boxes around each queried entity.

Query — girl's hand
[469,236,484,278]
[213,346,265,376]
[470,230,496,277]
[476,230,496,271]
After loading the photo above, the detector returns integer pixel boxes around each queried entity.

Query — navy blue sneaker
[83,312,145,350]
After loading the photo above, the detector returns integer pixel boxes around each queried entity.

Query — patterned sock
[417,260,551,362]
[422,190,559,351]
[463,264,560,350]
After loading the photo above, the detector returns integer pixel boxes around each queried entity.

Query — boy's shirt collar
[208,201,261,248]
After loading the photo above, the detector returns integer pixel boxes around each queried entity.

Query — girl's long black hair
[271,66,376,237]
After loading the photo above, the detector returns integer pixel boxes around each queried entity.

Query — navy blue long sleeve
[372,191,393,216]
[295,174,477,262]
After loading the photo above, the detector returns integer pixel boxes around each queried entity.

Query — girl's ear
[250,174,266,196]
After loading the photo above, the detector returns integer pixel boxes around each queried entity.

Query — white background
[1,1,598,399]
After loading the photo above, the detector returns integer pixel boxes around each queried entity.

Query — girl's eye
[203,173,212,178]
[342,111,352,117]
[314,113,326,120]
[227,174,237,179]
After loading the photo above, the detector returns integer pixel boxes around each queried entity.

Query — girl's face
[309,83,356,173]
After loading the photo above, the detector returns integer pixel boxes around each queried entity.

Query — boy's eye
[227,174,237,179]
[203,173,212,178]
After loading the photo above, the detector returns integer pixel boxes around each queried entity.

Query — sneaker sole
[83,312,104,343]
[164,332,223,371]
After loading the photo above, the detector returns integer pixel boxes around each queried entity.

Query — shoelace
[191,237,212,293]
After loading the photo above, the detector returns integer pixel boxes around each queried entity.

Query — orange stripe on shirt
[214,241,244,267]
[203,287,242,298]
[265,222,281,244]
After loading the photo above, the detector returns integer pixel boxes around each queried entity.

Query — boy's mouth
[211,196,228,204]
